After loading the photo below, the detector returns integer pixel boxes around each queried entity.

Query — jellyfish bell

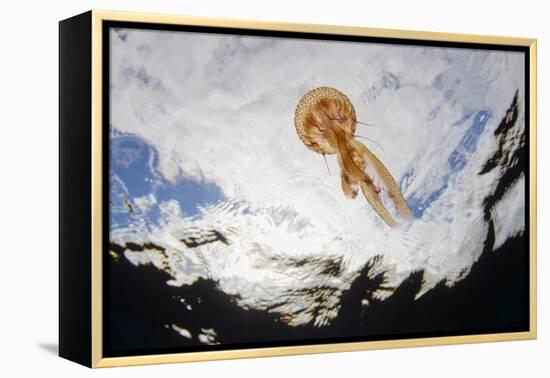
[293,86,412,228]
[294,86,357,155]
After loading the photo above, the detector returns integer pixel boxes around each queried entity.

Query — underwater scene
[107,26,528,355]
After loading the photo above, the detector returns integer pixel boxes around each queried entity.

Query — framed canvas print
[59,10,537,368]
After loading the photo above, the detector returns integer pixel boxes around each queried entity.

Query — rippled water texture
[108,27,526,345]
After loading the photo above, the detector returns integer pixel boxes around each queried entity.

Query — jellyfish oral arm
[359,142,413,220]
[360,181,397,228]
[331,126,411,227]
[330,127,397,226]
[340,171,359,199]
[330,126,368,183]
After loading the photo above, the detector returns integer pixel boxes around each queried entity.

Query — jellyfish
[294,86,412,227]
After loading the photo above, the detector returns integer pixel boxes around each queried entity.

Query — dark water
[105,231,528,357]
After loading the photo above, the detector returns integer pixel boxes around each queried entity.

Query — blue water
[109,131,225,230]
[406,110,491,219]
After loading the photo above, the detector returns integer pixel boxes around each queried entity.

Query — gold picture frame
[59,10,537,368]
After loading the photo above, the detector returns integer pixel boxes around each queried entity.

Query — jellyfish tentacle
[322,153,331,175]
